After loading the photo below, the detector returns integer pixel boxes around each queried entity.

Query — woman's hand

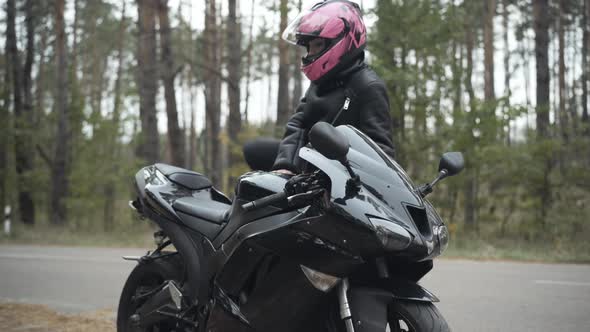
[274,169,295,176]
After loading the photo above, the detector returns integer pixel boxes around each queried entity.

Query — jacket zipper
[343,97,350,111]
[331,96,351,125]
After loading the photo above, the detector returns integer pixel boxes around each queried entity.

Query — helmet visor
[281,6,334,46]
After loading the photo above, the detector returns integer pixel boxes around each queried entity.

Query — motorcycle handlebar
[242,191,287,212]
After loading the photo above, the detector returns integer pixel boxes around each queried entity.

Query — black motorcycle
[117,122,463,332]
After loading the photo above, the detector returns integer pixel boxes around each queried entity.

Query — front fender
[347,281,438,332]
[372,277,439,302]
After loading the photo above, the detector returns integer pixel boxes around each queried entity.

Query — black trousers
[242,138,280,172]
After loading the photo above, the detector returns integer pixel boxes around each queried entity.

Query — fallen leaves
[0,303,115,332]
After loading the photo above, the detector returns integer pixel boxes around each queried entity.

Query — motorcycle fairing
[209,257,334,332]
[299,125,444,261]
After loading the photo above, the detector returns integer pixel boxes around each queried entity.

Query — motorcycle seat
[155,163,212,190]
[172,197,231,225]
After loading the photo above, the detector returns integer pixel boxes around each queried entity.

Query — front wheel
[388,301,450,332]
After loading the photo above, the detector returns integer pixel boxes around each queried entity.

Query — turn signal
[300,265,341,292]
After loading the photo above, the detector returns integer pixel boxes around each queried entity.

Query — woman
[244,0,395,174]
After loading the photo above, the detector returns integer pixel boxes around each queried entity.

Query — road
[1,245,589,331]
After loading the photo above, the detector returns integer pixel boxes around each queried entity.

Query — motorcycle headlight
[368,217,413,251]
[434,224,449,254]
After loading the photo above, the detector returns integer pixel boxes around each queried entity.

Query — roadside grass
[0,222,154,248]
[444,234,590,263]
[1,223,589,263]
[0,303,115,332]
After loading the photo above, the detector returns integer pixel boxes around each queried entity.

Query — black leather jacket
[272,60,395,173]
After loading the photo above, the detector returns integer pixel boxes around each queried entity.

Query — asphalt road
[1,245,589,332]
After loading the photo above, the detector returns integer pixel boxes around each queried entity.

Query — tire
[116,255,183,332]
[388,301,451,332]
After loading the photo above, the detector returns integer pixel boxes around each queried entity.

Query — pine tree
[136,0,160,164]
[50,0,71,225]
[158,0,185,167]
[276,0,290,135]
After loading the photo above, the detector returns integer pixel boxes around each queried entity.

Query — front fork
[337,258,390,332]
[337,278,356,332]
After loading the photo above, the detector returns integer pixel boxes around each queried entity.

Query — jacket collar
[314,57,367,93]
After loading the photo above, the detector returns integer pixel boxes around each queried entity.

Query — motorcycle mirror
[438,152,464,176]
[308,122,350,164]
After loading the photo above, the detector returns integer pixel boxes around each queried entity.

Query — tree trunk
[464,22,476,112]
[502,0,510,97]
[558,0,568,142]
[69,0,85,147]
[532,0,552,226]
[503,0,511,145]
[158,0,185,167]
[520,33,532,121]
[227,0,242,188]
[20,0,37,225]
[276,0,290,135]
[569,24,578,134]
[1,35,11,225]
[136,0,160,164]
[533,0,550,138]
[204,0,223,187]
[552,34,558,121]
[483,0,496,102]
[51,0,70,225]
[414,56,427,136]
[188,84,197,170]
[8,0,37,225]
[103,2,127,232]
[451,39,462,122]
[35,22,48,126]
[243,0,256,124]
[582,0,589,131]
[397,46,407,162]
[463,20,477,232]
[72,0,79,74]
[23,0,35,126]
[291,0,304,111]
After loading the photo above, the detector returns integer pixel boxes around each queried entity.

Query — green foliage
[0,220,155,248]
[371,0,590,252]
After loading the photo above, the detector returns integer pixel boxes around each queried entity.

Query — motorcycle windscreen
[300,127,423,224]
[338,126,442,255]
[338,125,423,211]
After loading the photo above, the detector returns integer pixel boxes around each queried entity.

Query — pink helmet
[282,0,366,82]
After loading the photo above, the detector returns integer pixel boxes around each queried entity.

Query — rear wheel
[116,255,186,332]
[388,301,450,332]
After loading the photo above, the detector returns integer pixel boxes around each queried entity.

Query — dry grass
[0,303,116,332]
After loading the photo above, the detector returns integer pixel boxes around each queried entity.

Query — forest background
[1,0,589,262]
